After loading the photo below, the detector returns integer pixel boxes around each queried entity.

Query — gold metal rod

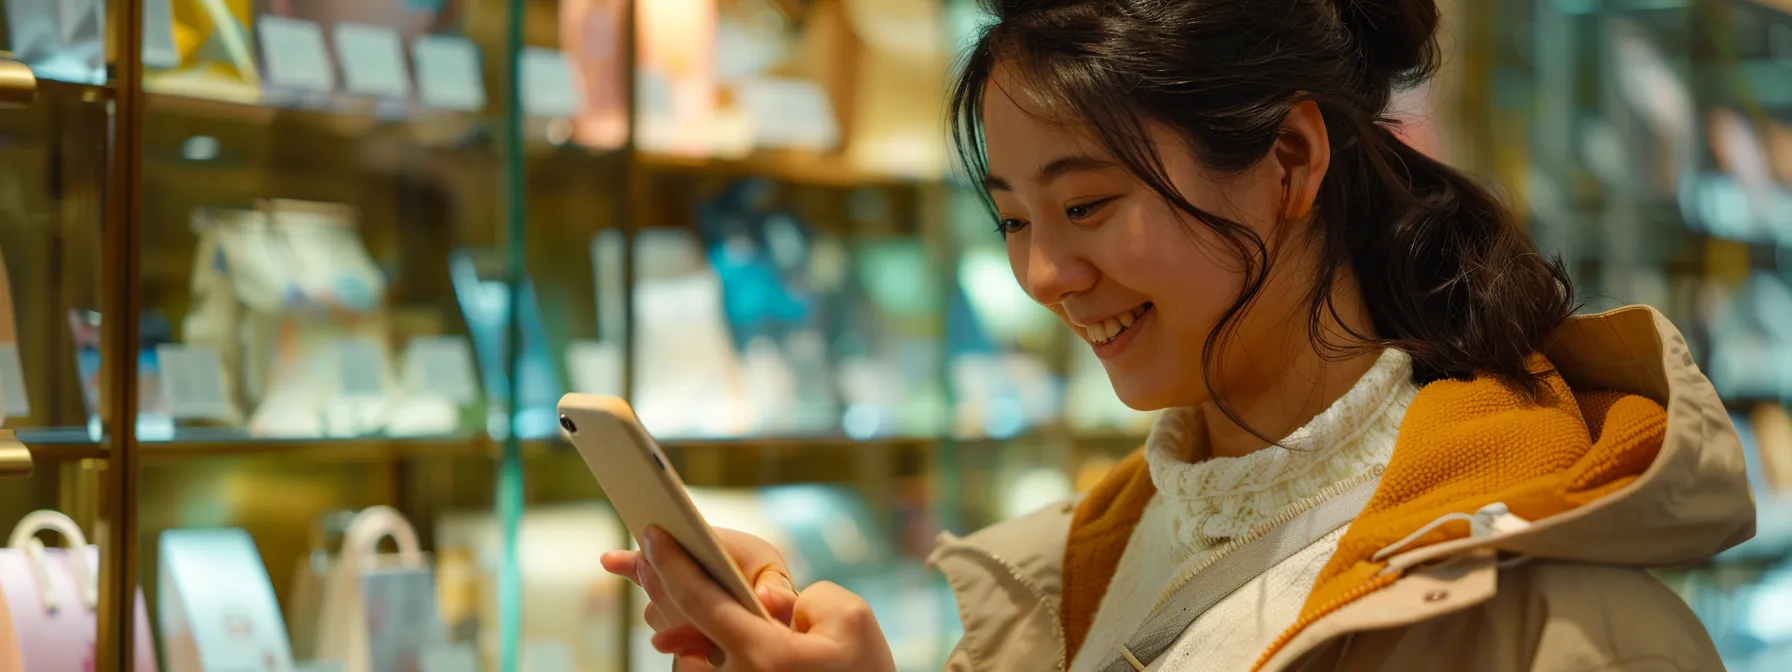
[97,0,146,668]
[0,430,33,477]
[0,56,37,108]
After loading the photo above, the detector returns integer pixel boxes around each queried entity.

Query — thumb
[789,581,883,642]
[642,526,777,651]
[754,570,798,625]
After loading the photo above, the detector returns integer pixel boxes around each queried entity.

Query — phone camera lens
[558,415,577,434]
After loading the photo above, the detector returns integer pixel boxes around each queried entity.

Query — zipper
[936,542,1070,671]
[1146,467,1384,616]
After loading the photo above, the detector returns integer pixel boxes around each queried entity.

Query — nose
[1015,223,1097,305]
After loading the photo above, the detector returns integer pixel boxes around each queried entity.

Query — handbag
[313,506,438,672]
[287,510,359,662]
[0,510,158,672]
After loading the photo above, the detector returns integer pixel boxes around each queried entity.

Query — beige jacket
[927,306,1755,671]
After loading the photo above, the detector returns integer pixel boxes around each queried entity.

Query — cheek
[1111,203,1247,325]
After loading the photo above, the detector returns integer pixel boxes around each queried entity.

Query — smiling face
[981,70,1326,411]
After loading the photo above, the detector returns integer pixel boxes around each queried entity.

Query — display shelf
[638,151,938,189]
[139,435,494,464]
[16,427,103,445]
[26,433,496,464]
[523,435,935,489]
[24,443,106,462]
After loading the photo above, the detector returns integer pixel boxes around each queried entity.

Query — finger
[639,558,699,635]
[644,602,671,631]
[651,625,719,658]
[600,550,641,586]
[674,653,718,672]
[642,525,776,651]
[789,581,883,641]
[715,528,797,620]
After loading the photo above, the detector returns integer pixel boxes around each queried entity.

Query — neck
[1196,346,1381,459]
[1190,279,1382,460]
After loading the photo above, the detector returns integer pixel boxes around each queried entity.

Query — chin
[1105,371,1181,412]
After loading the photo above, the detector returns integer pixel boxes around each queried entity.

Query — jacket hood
[1256,305,1757,670]
[1361,305,1753,568]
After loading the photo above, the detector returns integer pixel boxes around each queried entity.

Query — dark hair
[950,0,1575,415]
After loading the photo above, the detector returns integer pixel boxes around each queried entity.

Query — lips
[1083,302,1153,345]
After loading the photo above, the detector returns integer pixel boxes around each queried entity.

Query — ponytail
[1309,112,1574,390]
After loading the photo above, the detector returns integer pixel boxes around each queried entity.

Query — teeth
[1085,304,1151,345]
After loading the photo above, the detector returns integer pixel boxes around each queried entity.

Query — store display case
[2,0,1155,670]
[1448,0,1792,669]
[43,0,1759,669]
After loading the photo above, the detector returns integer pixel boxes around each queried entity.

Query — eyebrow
[982,154,1117,192]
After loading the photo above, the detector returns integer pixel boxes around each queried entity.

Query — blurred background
[0,0,1787,670]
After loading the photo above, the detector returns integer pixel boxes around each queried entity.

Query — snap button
[1424,590,1449,603]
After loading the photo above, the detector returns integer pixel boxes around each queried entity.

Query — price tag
[636,70,673,120]
[420,644,479,672]
[0,343,30,419]
[736,78,840,151]
[566,340,622,398]
[333,23,410,98]
[521,48,581,118]
[413,35,486,111]
[336,340,388,399]
[257,16,337,93]
[157,344,232,420]
[404,336,479,404]
[142,0,180,67]
[522,641,575,672]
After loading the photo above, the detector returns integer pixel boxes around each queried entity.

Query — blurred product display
[0,0,1785,670]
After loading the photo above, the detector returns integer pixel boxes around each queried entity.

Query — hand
[638,525,897,672]
[600,528,800,669]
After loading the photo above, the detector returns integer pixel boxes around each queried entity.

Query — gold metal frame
[97,0,145,668]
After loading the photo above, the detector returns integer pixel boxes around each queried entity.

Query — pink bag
[0,510,158,671]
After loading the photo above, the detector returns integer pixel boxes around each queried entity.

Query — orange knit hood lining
[1250,354,1669,670]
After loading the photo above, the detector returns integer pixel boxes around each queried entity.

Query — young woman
[600,0,1755,669]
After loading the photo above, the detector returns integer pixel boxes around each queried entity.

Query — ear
[1272,100,1331,222]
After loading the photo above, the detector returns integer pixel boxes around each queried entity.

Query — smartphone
[556,393,772,619]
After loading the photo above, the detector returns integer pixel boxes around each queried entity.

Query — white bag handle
[7,510,96,612]
[315,506,425,671]
[337,505,424,571]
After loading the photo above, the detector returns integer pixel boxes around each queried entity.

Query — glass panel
[128,1,516,670]
[515,1,973,670]
[0,0,117,667]
[497,1,633,669]
[1447,1,1792,669]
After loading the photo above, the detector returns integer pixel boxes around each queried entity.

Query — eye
[1065,197,1118,222]
[995,218,1030,237]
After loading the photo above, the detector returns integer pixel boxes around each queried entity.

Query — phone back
[556,394,769,618]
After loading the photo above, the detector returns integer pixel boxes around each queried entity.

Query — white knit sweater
[1068,349,1419,672]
